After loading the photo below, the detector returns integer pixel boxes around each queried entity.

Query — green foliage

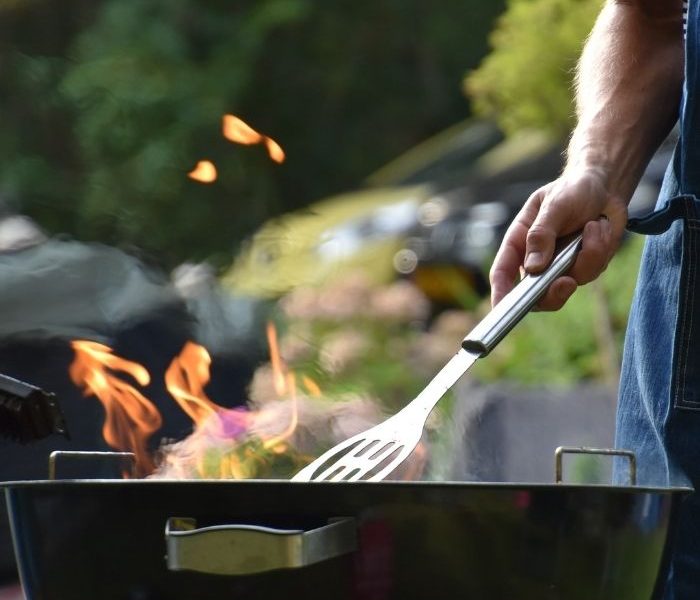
[465,0,603,137]
[0,0,504,268]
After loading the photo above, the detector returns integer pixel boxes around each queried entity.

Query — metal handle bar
[165,517,357,575]
[462,234,582,356]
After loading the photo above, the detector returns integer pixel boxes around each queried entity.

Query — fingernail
[524,252,542,270]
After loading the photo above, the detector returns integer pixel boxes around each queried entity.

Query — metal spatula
[292,233,583,482]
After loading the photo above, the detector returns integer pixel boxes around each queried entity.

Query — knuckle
[526,224,553,249]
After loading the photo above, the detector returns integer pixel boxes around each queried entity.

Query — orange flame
[163,341,252,478]
[266,321,288,396]
[69,340,162,477]
[222,114,286,163]
[69,326,427,481]
[302,375,322,397]
[260,323,301,453]
[156,325,302,478]
[188,160,218,183]
[164,341,220,426]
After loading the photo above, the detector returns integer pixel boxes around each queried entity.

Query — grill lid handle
[165,517,357,575]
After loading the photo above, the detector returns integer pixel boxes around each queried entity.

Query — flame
[261,322,300,452]
[164,341,219,425]
[69,340,162,477]
[188,160,217,183]
[263,137,285,164]
[222,114,286,163]
[302,375,322,397]
[222,115,263,145]
[70,329,427,481]
[266,321,287,395]
[162,340,251,478]
[158,326,300,478]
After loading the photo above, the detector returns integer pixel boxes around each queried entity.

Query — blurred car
[222,119,676,309]
[222,186,428,299]
[384,127,565,307]
[222,119,514,305]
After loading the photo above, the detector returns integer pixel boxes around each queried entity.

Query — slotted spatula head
[292,349,479,482]
[292,411,423,482]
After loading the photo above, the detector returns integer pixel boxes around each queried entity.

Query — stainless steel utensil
[292,234,583,482]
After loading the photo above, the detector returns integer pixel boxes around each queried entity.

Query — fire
[161,340,254,477]
[68,327,304,479]
[187,160,217,183]
[157,326,301,476]
[222,114,286,163]
[69,325,427,481]
[69,340,162,477]
[186,115,284,183]
[266,321,287,396]
[164,341,220,425]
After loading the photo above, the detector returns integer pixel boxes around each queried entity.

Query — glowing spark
[188,160,217,183]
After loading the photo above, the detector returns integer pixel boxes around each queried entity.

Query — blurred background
[0,0,671,589]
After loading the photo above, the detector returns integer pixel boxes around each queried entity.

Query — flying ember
[222,114,286,163]
[187,160,217,183]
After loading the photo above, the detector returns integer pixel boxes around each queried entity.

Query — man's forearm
[567,0,684,202]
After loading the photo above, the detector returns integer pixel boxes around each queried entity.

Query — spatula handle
[462,233,583,356]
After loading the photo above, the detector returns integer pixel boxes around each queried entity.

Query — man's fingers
[523,200,577,274]
[490,240,523,306]
[567,218,613,284]
[535,276,578,311]
[489,166,626,312]
[490,192,545,305]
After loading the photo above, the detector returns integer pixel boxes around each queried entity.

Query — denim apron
[615,3,700,598]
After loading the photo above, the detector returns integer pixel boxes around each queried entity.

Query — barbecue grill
[2,448,689,600]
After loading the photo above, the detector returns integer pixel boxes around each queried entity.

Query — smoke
[0,234,187,342]
[149,394,388,480]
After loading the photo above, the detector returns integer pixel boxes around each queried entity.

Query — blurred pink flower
[316,272,373,320]
[280,272,374,321]
[431,309,476,338]
[411,310,476,370]
[319,330,369,375]
[279,287,319,320]
[280,333,314,363]
[369,280,430,322]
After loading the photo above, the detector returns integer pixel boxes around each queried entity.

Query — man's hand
[489,167,628,310]
[488,0,682,311]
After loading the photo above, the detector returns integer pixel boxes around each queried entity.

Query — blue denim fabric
[616,3,700,598]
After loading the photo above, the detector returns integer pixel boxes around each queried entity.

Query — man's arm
[490,0,684,309]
